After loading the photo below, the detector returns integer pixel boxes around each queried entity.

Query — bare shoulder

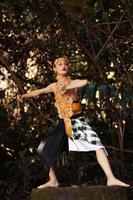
[49,82,56,87]
[48,82,56,91]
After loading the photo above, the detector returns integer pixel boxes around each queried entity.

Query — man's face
[54,60,69,75]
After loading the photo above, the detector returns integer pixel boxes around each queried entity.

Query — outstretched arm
[66,79,88,90]
[21,83,55,99]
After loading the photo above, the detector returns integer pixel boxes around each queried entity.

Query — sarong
[37,113,108,171]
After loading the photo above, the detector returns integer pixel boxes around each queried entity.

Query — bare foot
[71,184,79,188]
[107,177,130,187]
[37,180,59,189]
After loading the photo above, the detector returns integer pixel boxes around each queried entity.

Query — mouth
[62,68,67,71]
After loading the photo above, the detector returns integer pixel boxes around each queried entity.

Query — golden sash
[64,102,82,139]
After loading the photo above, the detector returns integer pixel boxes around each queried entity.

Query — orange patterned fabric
[53,76,82,139]
[53,76,75,119]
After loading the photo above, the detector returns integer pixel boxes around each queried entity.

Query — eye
[64,62,68,66]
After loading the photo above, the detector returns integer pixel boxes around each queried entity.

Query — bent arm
[21,83,55,99]
[66,79,88,90]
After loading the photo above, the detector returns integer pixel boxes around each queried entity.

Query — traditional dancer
[21,57,129,188]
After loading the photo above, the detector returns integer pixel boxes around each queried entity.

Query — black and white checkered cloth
[71,116,103,146]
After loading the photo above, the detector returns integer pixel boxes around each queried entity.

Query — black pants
[37,119,68,172]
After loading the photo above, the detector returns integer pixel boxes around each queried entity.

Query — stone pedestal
[31,185,129,200]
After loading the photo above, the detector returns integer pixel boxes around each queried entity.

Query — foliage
[0,0,133,199]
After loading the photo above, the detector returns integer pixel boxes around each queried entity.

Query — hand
[60,85,67,94]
